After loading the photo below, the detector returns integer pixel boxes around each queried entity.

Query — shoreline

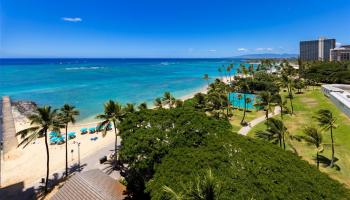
[2,75,232,188]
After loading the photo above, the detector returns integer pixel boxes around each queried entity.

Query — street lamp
[77,142,81,171]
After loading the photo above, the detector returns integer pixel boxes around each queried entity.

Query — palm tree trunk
[316,151,319,169]
[44,129,49,193]
[330,127,335,167]
[279,135,282,148]
[241,96,247,124]
[280,105,283,119]
[282,132,286,150]
[288,86,294,114]
[113,121,118,160]
[65,124,68,177]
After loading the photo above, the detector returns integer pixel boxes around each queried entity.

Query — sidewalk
[238,107,281,136]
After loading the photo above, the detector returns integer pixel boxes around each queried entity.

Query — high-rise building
[300,37,336,61]
[330,45,350,61]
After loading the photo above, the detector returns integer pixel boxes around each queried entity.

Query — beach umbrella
[49,131,58,138]
[80,128,87,132]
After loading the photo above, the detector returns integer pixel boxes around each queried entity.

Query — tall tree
[254,91,278,120]
[138,102,148,110]
[96,100,123,159]
[163,169,220,200]
[203,74,210,87]
[256,118,288,149]
[217,67,223,81]
[162,92,176,108]
[59,104,79,176]
[245,97,252,112]
[301,127,323,169]
[248,64,254,76]
[16,106,62,193]
[154,97,163,109]
[237,94,242,109]
[314,109,337,167]
[280,61,296,114]
[239,81,250,124]
[124,103,136,114]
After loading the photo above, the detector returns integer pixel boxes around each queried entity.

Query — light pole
[77,142,81,171]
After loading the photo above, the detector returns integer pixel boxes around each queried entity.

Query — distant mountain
[234,53,299,59]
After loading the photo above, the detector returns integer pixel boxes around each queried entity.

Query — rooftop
[51,169,126,200]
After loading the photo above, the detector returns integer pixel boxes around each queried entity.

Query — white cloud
[208,49,217,52]
[62,17,82,22]
[336,42,342,47]
[237,48,248,52]
[256,47,273,51]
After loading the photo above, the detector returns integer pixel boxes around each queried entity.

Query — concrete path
[238,107,281,136]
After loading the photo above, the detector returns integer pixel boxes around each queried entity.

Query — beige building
[330,45,350,61]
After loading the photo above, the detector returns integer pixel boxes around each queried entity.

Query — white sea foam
[65,66,105,70]
[159,62,178,66]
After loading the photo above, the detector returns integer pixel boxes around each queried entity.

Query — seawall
[1,96,20,161]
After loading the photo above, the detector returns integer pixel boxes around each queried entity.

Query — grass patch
[230,108,265,132]
[247,87,350,187]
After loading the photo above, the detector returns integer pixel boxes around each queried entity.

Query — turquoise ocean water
[0,58,245,122]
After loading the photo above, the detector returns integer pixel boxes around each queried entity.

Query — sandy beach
[1,111,116,188]
[0,75,235,189]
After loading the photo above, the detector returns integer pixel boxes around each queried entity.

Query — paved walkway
[238,107,281,136]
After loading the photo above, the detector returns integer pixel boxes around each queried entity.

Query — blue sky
[1,0,350,58]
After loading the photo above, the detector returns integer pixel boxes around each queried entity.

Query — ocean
[0,58,244,121]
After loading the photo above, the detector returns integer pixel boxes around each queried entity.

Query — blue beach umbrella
[68,132,76,139]
[49,131,58,138]
[80,128,87,132]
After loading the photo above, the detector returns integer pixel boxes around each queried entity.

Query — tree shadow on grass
[316,155,341,171]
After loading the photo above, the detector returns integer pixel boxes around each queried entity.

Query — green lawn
[247,87,350,187]
[230,108,265,132]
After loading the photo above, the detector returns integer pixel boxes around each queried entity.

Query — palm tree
[226,66,231,83]
[123,103,135,114]
[256,118,288,149]
[154,97,163,109]
[280,61,296,114]
[193,93,207,110]
[240,64,248,77]
[163,169,219,200]
[218,67,223,81]
[237,94,242,109]
[16,106,62,193]
[96,100,123,159]
[162,91,175,108]
[314,109,337,167]
[248,64,254,76]
[275,94,284,119]
[301,127,323,169]
[175,99,184,108]
[254,91,277,120]
[138,102,148,110]
[203,74,210,87]
[59,104,79,177]
[245,97,252,112]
